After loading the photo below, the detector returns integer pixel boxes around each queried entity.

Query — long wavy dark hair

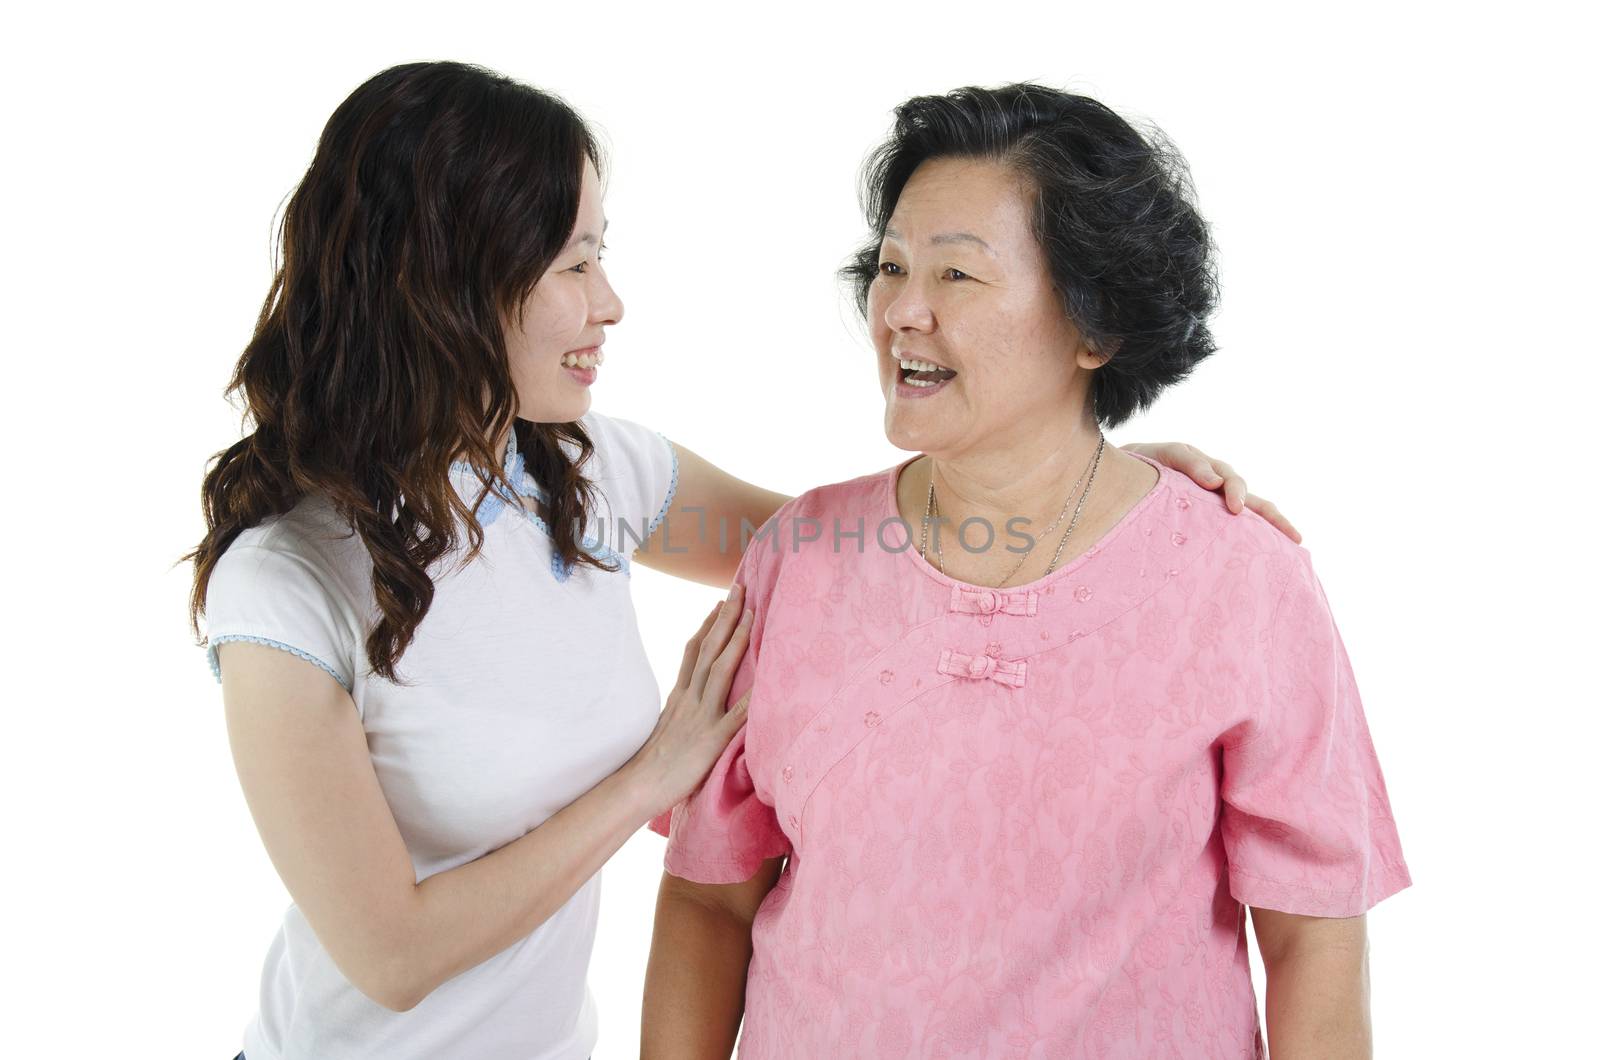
[183,61,617,684]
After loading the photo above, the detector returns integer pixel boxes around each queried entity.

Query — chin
[519,393,591,424]
[882,409,933,454]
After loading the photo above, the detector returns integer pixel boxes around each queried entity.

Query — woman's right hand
[627,583,753,818]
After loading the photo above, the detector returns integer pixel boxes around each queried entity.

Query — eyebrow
[883,226,995,255]
[566,219,610,250]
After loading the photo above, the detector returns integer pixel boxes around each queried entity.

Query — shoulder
[574,409,677,528]
[577,409,673,476]
[213,496,368,608]
[578,407,662,451]
[204,498,368,693]
[734,462,901,585]
[1145,463,1319,613]
[771,461,897,527]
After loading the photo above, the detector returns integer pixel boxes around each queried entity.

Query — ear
[1078,335,1122,370]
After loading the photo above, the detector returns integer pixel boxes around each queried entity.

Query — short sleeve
[646,513,792,884]
[1219,549,1412,917]
[581,411,678,547]
[203,542,359,696]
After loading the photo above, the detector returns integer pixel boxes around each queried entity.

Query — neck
[927,418,1109,528]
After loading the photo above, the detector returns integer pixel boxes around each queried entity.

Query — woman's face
[506,158,623,424]
[869,156,1103,457]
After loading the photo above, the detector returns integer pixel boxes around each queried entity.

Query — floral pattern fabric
[650,451,1411,1058]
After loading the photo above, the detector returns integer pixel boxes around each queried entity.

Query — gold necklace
[920,434,1107,585]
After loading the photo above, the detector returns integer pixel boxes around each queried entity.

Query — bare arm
[1251,907,1373,1058]
[633,440,791,587]
[219,586,753,1011]
[641,861,785,1059]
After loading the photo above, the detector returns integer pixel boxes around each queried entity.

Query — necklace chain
[919,434,1107,586]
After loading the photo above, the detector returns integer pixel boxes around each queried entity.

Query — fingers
[1244,494,1303,543]
[1209,459,1246,514]
[700,608,753,712]
[1181,449,1244,513]
[1152,443,1259,517]
[675,600,724,689]
[690,583,746,696]
[1148,442,1223,490]
[720,691,752,735]
[1174,454,1302,542]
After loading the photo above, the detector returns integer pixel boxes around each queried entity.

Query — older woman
[642,84,1411,1058]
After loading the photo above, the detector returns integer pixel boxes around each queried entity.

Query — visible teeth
[897,357,949,374]
[904,376,940,387]
[562,350,604,369]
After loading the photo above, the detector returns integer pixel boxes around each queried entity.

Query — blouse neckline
[879,447,1173,595]
[446,429,629,580]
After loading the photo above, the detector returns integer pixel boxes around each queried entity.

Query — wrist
[616,753,670,823]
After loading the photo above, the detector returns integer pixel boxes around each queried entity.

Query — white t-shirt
[203,410,679,1060]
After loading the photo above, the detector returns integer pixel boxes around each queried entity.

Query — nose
[882,284,933,334]
[591,268,623,327]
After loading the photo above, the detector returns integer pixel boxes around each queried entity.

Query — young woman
[186,62,1296,1060]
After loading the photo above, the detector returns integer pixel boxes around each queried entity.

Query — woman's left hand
[1121,442,1302,544]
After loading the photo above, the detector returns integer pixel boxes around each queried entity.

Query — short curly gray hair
[842,83,1220,429]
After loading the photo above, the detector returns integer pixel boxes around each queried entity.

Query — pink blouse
[649,451,1411,1058]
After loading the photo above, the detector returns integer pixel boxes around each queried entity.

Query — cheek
[981,293,1064,366]
[946,311,1039,400]
[515,287,585,355]
[871,319,891,354]
[865,288,884,332]
[1019,286,1080,350]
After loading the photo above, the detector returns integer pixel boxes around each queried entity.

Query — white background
[5,1,1594,1056]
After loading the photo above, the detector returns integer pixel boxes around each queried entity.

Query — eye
[944,267,970,281]
[877,261,903,276]
[568,243,609,275]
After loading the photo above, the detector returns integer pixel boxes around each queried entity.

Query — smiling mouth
[562,349,604,369]
[896,356,957,387]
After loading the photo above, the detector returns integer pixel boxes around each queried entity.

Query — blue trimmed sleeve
[581,411,679,555]
[203,543,360,697]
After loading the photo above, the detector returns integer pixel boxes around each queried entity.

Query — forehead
[886,157,1033,243]
[578,157,604,208]
[558,160,608,253]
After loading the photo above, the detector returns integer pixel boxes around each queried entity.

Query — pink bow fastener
[937,648,1028,688]
[949,585,1039,617]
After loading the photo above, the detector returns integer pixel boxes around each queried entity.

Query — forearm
[389,762,657,1008]
[633,441,792,587]
[643,488,790,587]
[1262,945,1373,1059]
[641,883,756,1059]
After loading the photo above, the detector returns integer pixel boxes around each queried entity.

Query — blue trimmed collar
[447,429,626,581]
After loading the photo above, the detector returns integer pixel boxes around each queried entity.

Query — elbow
[359,964,432,1014]
[659,864,777,931]
[371,974,426,1014]
[381,991,425,1015]
[339,930,437,1013]
[372,938,442,1013]
[363,987,420,1014]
